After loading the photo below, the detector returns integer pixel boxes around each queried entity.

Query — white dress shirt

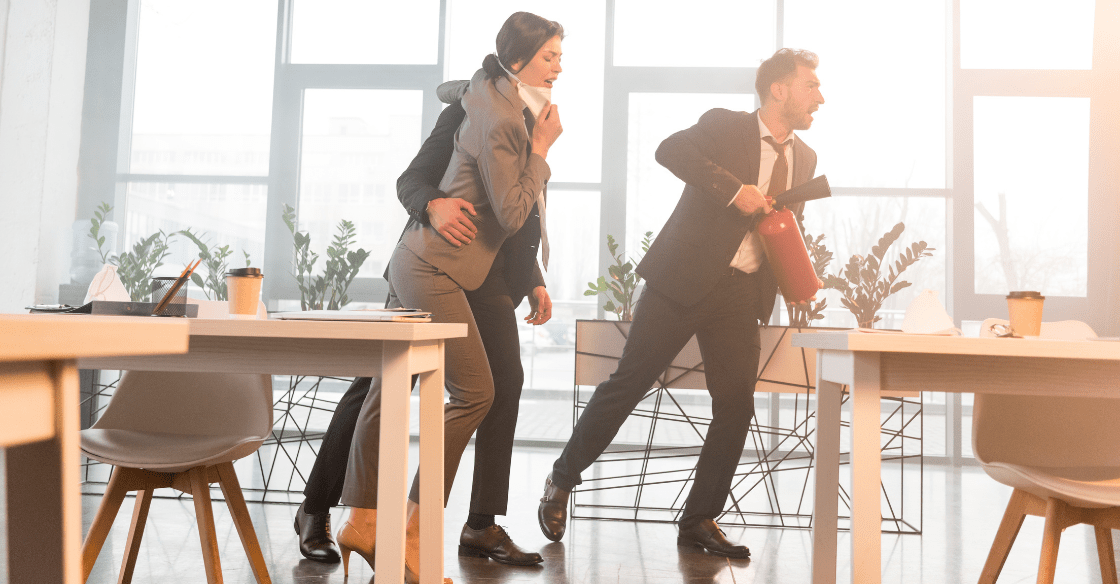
[726,115,795,273]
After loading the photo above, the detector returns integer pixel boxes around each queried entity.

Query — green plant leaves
[282,203,369,310]
[88,202,116,265]
[825,222,934,329]
[584,232,654,320]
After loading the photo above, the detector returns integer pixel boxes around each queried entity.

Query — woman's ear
[509,60,525,74]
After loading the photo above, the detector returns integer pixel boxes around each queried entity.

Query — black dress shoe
[676,519,750,559]
[537,475,570,542]
[458,524,544,565]
[294,501,341,563]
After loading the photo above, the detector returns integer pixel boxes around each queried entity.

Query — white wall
[0,0,91,313]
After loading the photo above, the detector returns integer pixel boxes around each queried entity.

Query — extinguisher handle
[771,175,831,209]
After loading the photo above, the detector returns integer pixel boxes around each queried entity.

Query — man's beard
[782,99,813,131]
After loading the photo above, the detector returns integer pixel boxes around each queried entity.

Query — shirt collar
[758,114,794,147]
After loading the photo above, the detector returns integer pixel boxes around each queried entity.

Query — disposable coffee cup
[226,267,263,320]
[1006,291,1044,337]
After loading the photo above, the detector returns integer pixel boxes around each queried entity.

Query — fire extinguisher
[757,175,831,304]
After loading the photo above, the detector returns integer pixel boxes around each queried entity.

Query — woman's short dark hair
[482,12,565,79]
[755,48,819,103]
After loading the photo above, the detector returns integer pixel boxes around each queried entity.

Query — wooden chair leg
[117,488,153,584]
[82,467,133,583]
[1095,525,1118,584]
[978,488,1031,584]
[1037,498,1068,584]
[215,462,272,584]
[188,466,223,584]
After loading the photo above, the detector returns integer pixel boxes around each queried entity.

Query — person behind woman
[334,11,565,580]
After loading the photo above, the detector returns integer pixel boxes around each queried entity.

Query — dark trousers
[303,271,525,516]
[551,270,762,527]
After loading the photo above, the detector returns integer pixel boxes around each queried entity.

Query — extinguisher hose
[771,175,831,209]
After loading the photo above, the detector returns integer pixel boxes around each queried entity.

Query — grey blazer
[401,69,550,292]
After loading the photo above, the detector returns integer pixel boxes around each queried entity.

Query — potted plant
[89,202,175,302]
[281,204,370,310]
[584,231,653,321]
[822,222,934,329]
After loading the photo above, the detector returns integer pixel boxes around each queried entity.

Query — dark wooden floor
[80,445,1117,584]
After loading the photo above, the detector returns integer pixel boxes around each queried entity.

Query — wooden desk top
[0,314,190,362]
[792,330,1120,361]
[186,317,467,342]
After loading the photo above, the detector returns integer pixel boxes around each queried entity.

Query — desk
[80,317,465,584]
[1,314,190,584]
[792,331,1120,584]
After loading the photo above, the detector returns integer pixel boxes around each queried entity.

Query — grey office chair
[80,370,274,584]
[975,319,1119,584]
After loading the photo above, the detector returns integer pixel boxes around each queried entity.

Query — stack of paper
[273,308,432,323]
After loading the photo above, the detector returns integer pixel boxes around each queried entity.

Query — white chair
[975,319,1120,584]
[79,370,274,584]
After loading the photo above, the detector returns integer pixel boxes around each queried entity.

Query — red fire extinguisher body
[757,208,819,304]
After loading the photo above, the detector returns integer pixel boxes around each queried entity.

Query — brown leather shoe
[458,524,543,565]
[537,475,570,542]
[676,519,750,559]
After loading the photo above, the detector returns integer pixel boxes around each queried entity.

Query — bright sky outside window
[961,0,1095,70]
[131,0,277,176]
[613,0,775,67]
[973,96,1089,297]
[290,0,439,64]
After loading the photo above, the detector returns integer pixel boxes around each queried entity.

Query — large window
[961,0,1095,70]
[297,89,423,278]
[290,0,440,65]
[87,0,1119,455]
[122,0,276,284]
[612,0,775,67]
[972,96,1089,296]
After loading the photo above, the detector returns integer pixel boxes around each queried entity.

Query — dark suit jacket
[639,108,817,320]
[392,95,545,306]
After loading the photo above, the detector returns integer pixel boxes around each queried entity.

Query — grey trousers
[340,243,495,508]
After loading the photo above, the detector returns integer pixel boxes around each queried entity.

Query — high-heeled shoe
[335,513,376,576]
[404,560,452,584]
[404,512,452,584]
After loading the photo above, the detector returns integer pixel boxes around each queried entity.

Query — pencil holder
[151,276,188,316]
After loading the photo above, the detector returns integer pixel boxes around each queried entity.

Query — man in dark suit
[293,88,550,566]
[537,48,825,558]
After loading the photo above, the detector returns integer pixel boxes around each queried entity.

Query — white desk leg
[376,343,412,584]
[850,352,882,584]
[811,351,843,584]
[418,340,445,584]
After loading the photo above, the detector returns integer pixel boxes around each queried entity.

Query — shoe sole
[676,537,750,559]
[457,544,544,566]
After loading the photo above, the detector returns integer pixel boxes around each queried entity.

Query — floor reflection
[81,446,1119,584]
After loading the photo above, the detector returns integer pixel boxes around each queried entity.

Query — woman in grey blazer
[335,11,565,580]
